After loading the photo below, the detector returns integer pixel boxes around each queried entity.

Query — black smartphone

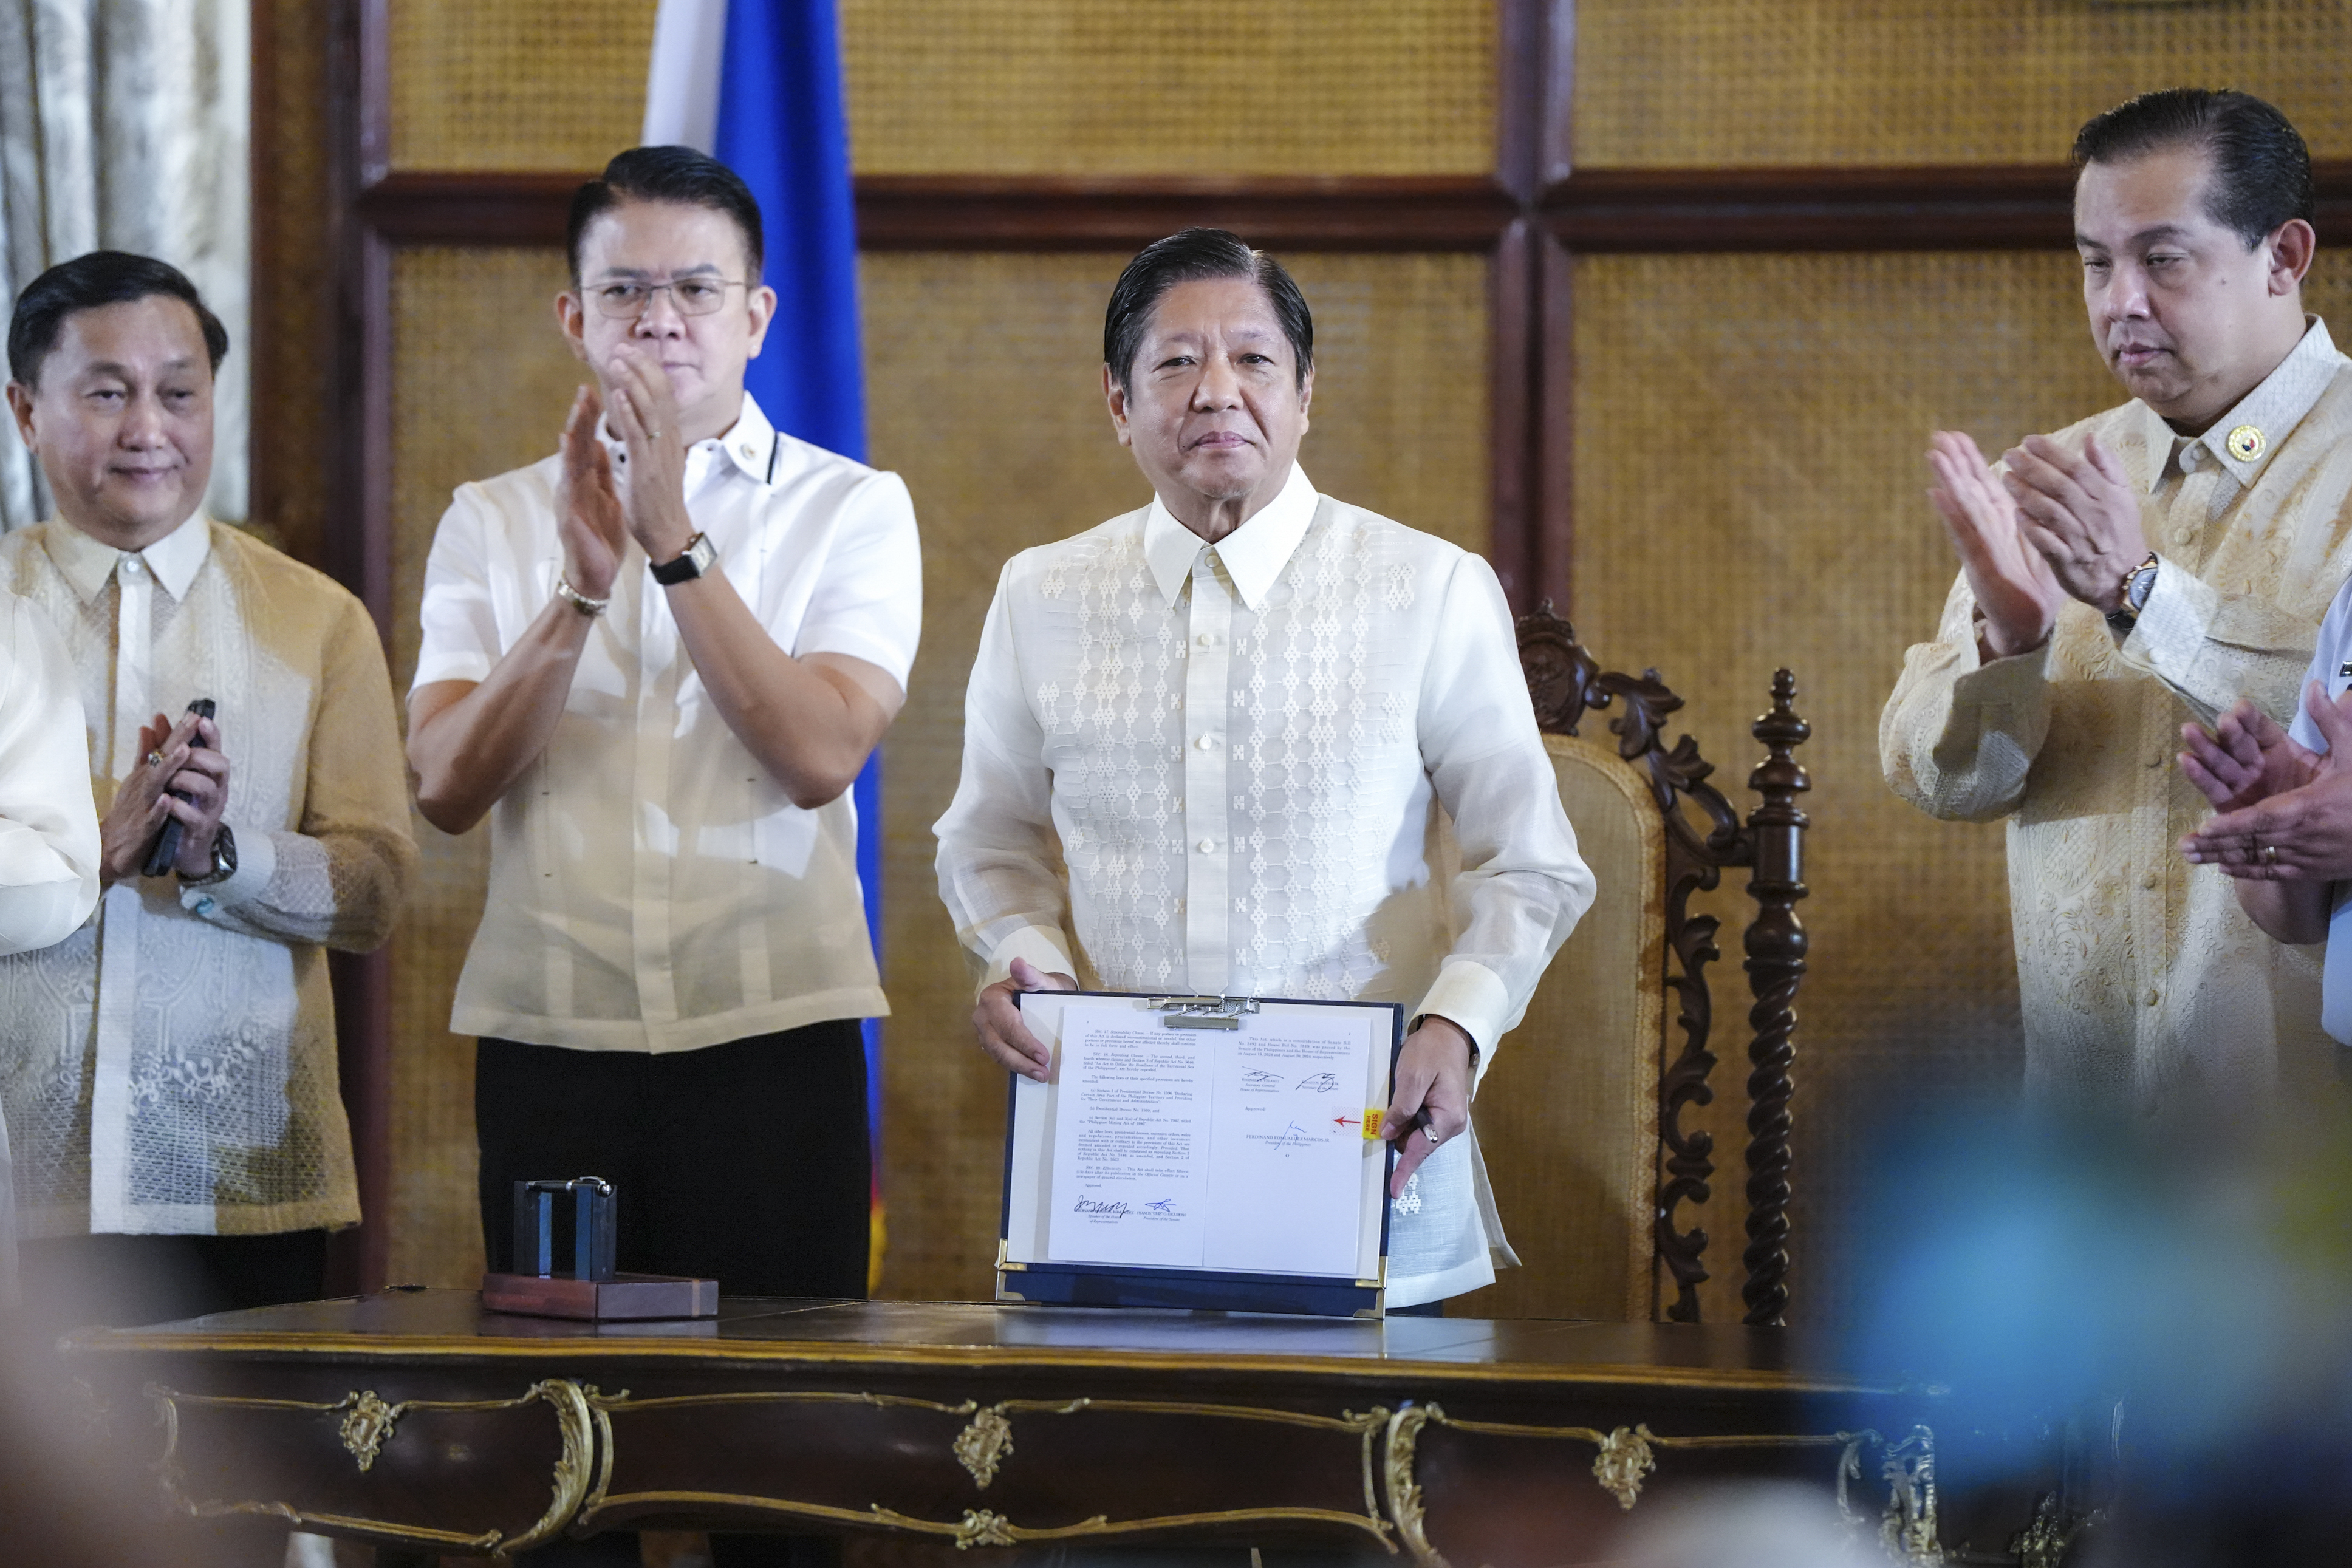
[142,698,217,878]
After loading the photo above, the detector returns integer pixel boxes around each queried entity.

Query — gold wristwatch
[2106,551,2159,635]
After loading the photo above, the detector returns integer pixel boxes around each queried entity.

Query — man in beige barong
[1883,89,2352,1114]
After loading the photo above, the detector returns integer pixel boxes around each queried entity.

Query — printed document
[1043,1003,1385,1277]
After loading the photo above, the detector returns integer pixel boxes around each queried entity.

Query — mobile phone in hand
[142,698,217,878]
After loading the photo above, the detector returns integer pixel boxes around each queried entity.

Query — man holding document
[934,229,1595,1309]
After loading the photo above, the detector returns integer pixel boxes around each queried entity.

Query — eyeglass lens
[592,280,740,319]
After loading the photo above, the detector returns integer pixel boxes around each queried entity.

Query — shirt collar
[598,391,782,486]
[2142,316,2347,493]
[1143,464,1320,610]
[43,511,211,604]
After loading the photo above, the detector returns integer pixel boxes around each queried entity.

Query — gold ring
[146,749,163,769]
[2262,843,2280,867]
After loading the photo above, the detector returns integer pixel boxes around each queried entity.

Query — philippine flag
[641,0,886,1286]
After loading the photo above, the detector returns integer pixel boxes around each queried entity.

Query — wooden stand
[480,1271,719,1320]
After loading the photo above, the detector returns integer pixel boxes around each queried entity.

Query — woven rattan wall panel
[866,250,1489,1300]
[840,0,1494,176]
[1574,251,2300,1324]
[385,248,586,1287]
[1574,1,2352,168]
[389,0,655,171]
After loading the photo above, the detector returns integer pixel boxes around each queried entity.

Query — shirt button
[2180,447,2200,471]
[2145,989,2161,1007]
[1196,734,1217,750]
[1198,632,1216,647]
[120,556,145,576]
[2142,872,2160,890]
[1197,839,1216,854]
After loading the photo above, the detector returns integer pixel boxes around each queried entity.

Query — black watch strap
[649,532,715,585]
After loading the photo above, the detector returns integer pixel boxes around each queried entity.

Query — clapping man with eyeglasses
[407,149,921,1383]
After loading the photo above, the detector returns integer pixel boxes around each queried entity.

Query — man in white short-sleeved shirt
[408,148,920,1315]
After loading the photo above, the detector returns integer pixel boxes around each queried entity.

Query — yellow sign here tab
[1363,1109,1386,1140]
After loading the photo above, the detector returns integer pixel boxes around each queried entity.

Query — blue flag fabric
[715,0,866,460]
[709,1,887,1186]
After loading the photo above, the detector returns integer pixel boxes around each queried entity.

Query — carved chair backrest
[1457,604,1810,1326]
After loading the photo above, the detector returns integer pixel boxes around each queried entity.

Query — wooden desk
[63,1290,2047,1564]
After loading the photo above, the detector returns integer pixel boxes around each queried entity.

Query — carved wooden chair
[1457,604,1810,1327]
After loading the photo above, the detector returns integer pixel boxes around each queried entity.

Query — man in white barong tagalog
[1882,89,2352,1117]
[934,228,1596,1311]
[1,251,415,1327]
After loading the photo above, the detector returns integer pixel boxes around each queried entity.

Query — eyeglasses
[584,278,749,319]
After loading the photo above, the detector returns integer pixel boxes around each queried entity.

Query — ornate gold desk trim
[953,1404,1013,1485]
[70,1324,1886,1394]
[145,1378,594,1558]
[1381,1404,1941,1567]
[578,1388,1396,1549]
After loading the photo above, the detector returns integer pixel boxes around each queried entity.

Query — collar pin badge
[2225,424,2266,463]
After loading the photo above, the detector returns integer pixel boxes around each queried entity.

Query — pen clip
[1146,994,1260,1030]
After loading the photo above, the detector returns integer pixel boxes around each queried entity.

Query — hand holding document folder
[1000,992,1401,1314]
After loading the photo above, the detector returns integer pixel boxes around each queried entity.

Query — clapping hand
[97,709,230,885]
[1998,433,2150,611]
[601,346,695,564]
[1926,431,2066,659]
[2181,683,2352,881]
[553,386,626,600]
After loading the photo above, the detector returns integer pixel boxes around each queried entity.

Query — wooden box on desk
[480,1270,718,1320]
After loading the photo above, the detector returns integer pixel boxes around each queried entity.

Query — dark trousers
[478,1023,869,1568]
[475,1021,872,1298]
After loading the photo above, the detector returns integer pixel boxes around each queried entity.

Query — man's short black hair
[1103,228,1314,392]
[2072,89,2314,249]
[7,251,228,389]
[567,145,765,284]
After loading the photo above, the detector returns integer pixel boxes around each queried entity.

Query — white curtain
[0,0,248,533]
